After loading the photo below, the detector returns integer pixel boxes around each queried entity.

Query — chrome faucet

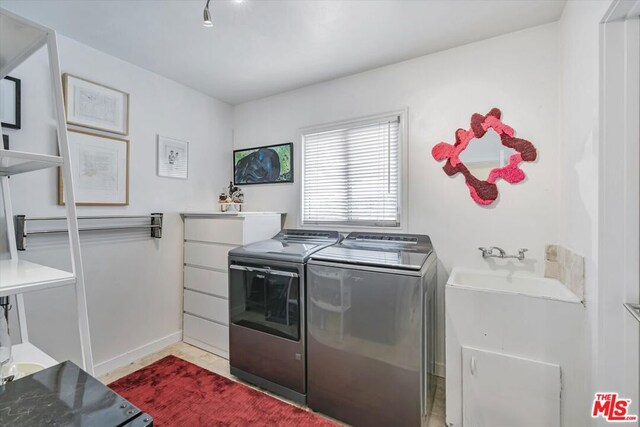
[479,246,528,261]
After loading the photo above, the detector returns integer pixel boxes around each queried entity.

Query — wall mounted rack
[15,213,163,251]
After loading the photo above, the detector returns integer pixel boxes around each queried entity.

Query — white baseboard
[93,329,444,379]
[183,335,229,359]
[93,330,182,377]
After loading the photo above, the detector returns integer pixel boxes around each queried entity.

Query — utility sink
[447,267,581,303]
[445,267,587,427]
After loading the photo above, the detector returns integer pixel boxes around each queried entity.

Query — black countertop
[0,360,152,427]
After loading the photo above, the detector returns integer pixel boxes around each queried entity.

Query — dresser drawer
[184,289,229,325]
[184,313,229,354]
[184,241,233,271]
[184,218,243,245]
[184,266,228,298]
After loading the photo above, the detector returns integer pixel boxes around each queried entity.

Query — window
[302,114,401,227]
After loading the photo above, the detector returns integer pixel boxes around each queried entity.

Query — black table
[0,360,152,426]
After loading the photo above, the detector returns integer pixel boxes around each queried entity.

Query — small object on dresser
[218,181,244,212]
[231,188,244,204]
[2,135,8,150]
[220,203,242,213]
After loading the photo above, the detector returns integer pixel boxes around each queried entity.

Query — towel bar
[14,213,163,250]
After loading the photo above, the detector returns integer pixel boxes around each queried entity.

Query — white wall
[233,23,562,376]
[2,35,233,372]
[557,0,612,415]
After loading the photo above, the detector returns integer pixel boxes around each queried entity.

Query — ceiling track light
[203,0,213,27]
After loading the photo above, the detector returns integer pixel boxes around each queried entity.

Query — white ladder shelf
[0,8,94,374]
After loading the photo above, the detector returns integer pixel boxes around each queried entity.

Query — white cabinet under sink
[446,268,587,427]
[181,213,282,358]
[461,347,560,427]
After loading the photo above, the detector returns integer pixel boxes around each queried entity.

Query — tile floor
[99,341,446,427]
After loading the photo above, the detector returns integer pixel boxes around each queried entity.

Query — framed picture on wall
[63,74,129,135]
[1,76,21,129]
[233,142,293,185]
[58,129,129,206]
[157,135,189,179]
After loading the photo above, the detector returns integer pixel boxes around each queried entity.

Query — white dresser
[181,212,283,358]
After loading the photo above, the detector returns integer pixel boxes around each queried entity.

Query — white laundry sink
[445,267,587,427]
[447,267,581,303]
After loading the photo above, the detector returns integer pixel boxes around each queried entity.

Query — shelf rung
[0,259,76,297]
[0,150,63,176]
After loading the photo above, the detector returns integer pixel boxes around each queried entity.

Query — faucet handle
[518,248,529,260]
[478,247,489,257]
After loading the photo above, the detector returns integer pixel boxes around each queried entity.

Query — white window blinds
[302,115,400,227]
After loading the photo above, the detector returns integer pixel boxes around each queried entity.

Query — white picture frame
[63,74,129,135]
[157,135,189,179]
[59,130,129,206]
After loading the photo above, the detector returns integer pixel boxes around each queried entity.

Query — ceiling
[0,0,566,105]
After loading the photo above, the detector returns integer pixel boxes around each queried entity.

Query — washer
[228,229,341,404]
[307,231,437,427]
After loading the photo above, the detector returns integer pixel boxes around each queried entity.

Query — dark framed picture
[1,76,21,129]
[233,142,293,185]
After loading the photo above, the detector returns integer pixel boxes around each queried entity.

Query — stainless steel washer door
[306,261,424,427]
[229,264,301,341]
[228,259,306,395]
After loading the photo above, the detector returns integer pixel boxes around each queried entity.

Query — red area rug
[108,355,336,427]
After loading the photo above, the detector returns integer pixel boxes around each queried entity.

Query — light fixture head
[203,0,213,27]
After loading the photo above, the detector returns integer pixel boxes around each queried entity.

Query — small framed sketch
[157,135,188,179]
[1,76,21,129]
[59,129,129,206]
[63,74,129,135]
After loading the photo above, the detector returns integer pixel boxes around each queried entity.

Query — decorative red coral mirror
[431,108,537,205]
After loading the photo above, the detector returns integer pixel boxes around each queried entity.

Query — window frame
[298,109,408,231]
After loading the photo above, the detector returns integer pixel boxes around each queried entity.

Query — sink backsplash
[544,244,585,301]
